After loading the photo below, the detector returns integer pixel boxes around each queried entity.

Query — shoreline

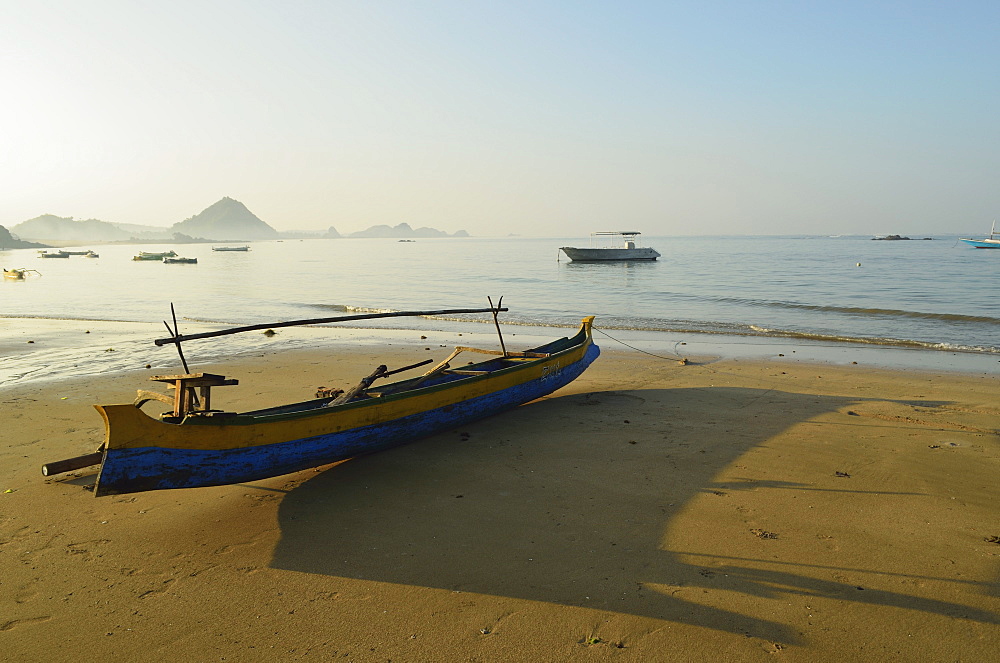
[1,340,997,661]
[2,316,999,390]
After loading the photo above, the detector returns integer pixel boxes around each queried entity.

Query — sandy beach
[1,338,998,661]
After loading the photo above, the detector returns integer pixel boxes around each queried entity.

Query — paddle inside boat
[43,303,600,496]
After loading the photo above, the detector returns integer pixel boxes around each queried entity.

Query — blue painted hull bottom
[959,239,1000,248]
[96,344,600,494]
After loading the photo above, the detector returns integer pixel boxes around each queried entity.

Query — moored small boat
[3,267,40,280]
[43,306,600,496]
[38,250,70,259]
[133,250,178,261]
[959,221,1000,248]
[163,256,198,264]
[560,231,660,261]
[211,245,250,251]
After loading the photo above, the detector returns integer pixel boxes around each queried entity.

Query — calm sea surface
[2,235,998,384]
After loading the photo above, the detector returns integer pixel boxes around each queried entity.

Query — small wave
[763,302,1000,324]
[309,303,449,316]
[0,313,136,323]
[303,304,575,328]
[308,303,358,313]
[623,290,1000,325]
[586,319,999,354]
[343,305,408,315]
[738,325,1000,353]
[694,296,1000,324]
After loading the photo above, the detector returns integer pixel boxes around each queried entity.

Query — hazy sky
[2,1,998,236]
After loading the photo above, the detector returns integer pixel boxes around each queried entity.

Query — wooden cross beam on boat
[142,373,239,419]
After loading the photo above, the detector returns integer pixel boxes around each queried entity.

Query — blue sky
[2,1,997,236]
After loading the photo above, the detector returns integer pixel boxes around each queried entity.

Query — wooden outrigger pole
[164,303,192,373]
[487,296,507,357]
[154,306,509,348]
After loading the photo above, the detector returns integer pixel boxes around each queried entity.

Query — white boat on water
[959,221,1000,248]
[560,231,660,261]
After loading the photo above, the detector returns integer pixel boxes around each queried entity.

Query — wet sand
[1,340,998,661]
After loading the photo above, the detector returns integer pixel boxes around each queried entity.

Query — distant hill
[10,214,134,242]
[113,222,174,239]
[0,224,47,249]
[170,197,278,241]
[10,198,275,243]
[347,223,468,238]
[8,201,466,244]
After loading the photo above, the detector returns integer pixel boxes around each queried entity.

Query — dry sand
[1,340,998,662]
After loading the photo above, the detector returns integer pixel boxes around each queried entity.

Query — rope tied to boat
[592,326,686,362]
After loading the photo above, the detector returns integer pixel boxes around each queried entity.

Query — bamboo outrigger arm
[153,307,509,347]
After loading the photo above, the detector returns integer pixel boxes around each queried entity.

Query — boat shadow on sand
[269,386,999,645]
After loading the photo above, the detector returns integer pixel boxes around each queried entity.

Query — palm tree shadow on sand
[269,387,998,645]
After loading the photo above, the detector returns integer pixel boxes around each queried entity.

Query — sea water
[1,235,998,385]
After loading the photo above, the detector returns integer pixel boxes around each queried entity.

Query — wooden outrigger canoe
[44,307,599,496]
[3,267,40,280]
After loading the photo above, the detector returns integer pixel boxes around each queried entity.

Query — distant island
[0,224,47,249]
[872,235,933,241]
[6,198,469,243]
[323,223,469,239]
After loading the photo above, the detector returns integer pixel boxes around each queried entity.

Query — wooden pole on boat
[488,296,507,357]
[330,365,387,405]
[329,358,434,405]
[153,307,509,346]
[165,303,191,373]
[42,451,104,476]
[163,303,202,407]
